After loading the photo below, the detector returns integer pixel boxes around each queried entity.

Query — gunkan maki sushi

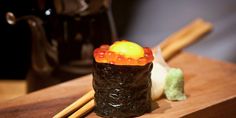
[93,40,154,117]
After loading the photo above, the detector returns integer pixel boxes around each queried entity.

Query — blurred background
[113,0,236,63]
[0,0,236,102]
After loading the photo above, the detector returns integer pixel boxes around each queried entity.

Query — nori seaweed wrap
[93,62,152,117]
[93,40,154,117]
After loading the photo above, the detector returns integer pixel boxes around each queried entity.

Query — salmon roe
[93,44,154,66]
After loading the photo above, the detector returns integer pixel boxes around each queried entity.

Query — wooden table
[0,52,236,118]
[0,80,26,102]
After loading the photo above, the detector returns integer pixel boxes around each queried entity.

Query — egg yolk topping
[94,40,154,66]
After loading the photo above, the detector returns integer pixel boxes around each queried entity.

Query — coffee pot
[6,0,116,92]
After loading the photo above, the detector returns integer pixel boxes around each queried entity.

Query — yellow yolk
[109,40,144,59]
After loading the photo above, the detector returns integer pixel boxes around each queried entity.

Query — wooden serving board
[0,52,236,118]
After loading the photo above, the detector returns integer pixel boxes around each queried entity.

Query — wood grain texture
[0,52,236,118]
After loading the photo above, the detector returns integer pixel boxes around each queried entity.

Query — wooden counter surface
[0,52,236,118]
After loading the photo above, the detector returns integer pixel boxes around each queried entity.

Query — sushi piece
[93,40,154,117]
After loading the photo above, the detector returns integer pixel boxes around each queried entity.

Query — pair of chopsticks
[153,18,212,60]
[53,18,213,118]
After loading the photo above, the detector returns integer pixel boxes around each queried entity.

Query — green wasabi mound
[164,68,186,101]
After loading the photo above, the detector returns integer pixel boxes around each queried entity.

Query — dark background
[0,0,236,79]
[0,0,32,79]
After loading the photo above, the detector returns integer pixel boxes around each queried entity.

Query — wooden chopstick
[68,99,95,118]
[53,18,213,118]
[153,18,208,51]
[53,90,95,118]
[162,21,212,60]
[160,19,202,49]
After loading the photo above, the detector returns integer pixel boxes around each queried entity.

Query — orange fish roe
[94,45,154,66]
